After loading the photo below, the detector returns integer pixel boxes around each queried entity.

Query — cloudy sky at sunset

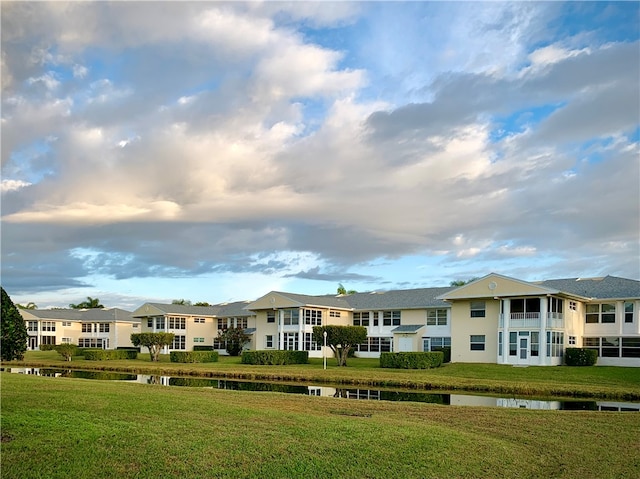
[2,1,638,309]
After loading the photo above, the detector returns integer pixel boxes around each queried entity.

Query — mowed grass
[8,351,640,399]
[2,373,639,479]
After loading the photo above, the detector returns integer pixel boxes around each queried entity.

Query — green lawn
[2,373,639,479]
[5,351,640,399]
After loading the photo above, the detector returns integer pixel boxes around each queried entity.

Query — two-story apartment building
[19,308,140,350]
[131,301,256,353]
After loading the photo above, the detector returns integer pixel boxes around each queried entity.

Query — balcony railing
[498,312,564,329]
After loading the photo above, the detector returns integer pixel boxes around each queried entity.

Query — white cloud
[1,179,32,193]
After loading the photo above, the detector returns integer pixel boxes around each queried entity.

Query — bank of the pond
[5,352,640,400]
[2,373,640,479]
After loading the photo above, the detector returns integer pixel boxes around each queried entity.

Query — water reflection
[6,367,639,412]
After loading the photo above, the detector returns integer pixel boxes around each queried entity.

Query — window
[383,311,401,326]
[470,335,486,351]
[213,338,227,350]
[329,311,341,318]
[27,321,38,332]
[548,297,564,314]
[171,335,186,350]
[62,337,72,344]
[217,318,228,331]
[234,317,248,329]
[156,317,165,329]
[304,309,322,326]
[42,321,56,332]
[622,337,640,358]
[267,311,275,323]
[282,309,299,326]
[194,318,205,323]
[304,332,321,351]
[356,337,391,353]
[569,301,577,311]
[427,309,447,326]
[498,331,503,356]
[62,321,72,327]
[82,323,92,333]
[625,302,634,323]
[147,319,153,328]
[586,303,616,324]
[530,331,539,357]
[568,335,576,345]
[99,323,110,333]
[193,337,204,343]
[133,323,139,329]
[266,335,274,348]
[41,336,56,345]
[283,332,299,350]
[168,317,186,329]
[546,331,564,357]
[78,338,107,348]
[509,332,517,356]
[423,337,451,352]
[470,302,486,318]
[353,312,370,327]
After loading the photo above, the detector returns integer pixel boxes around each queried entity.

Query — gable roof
[535,276,640,300]
[19,308,136,322]
[343,287,454,310]
[133,301,255,318]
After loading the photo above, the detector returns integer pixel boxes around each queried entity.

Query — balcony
[499,312,564,329]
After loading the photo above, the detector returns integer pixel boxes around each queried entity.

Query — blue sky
[1,1,638,310]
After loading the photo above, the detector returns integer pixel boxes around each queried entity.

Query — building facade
[20,308,140,350]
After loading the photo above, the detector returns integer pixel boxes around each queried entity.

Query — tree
[55,344,77,361]
[172,299,192,306]
[69,297,104,309]
[337,283,357,295]
[131,332,175,362]
[312,325,367,367]
[449,278,480,287]
[16,302,37,309]
[1,287,28,361]
[217,327,251,356]
[193,301,211,307]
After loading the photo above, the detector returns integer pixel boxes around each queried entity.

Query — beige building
[20,308,140,350]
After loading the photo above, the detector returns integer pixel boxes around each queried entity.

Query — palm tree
[69,297,104,309]
[16,302,37,309]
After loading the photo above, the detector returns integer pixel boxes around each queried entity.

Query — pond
[5,367,639,412]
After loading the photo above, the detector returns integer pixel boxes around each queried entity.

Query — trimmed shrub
[55,344,77,361]
[432,346,451,363]
[116,347,140,352]
[82,349,138,360]
[380,351,444,369]
[565,348,598,366]
[241,350,309,365]
[169,351,219,363]
[193,345,215,351]
[39,344,57,351]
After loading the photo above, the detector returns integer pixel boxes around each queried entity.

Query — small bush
[193,345,215,351]
[380,352,444,369]
[116,347,140,352]
[241,350,309,365]
[432,346,451,363]
[39,344,57,351]
[565,348,598,366]
[55,344,77,361]
[169,351,219,363]
[82,349,138,360]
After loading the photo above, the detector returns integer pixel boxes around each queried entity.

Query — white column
[540,297,548,365]
[502,299,510,364]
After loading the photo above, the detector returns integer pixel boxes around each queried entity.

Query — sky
[1,1,639,310]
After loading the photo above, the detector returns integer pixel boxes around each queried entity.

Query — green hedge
[241,350,309,365]
[432,346,451,363]
[82,349,138,360]
[39,344,57,351]
[169,351,219,363]
[380,351,444,369]
[193,345,215,351]
[565,348,598,366]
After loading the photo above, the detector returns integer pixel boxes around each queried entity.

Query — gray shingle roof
[536,276,640,300]
[268,292,353,309]
[391,325,425,333]
[21,308,136,322]
[143,301,255,317]
[342,287,454,310]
